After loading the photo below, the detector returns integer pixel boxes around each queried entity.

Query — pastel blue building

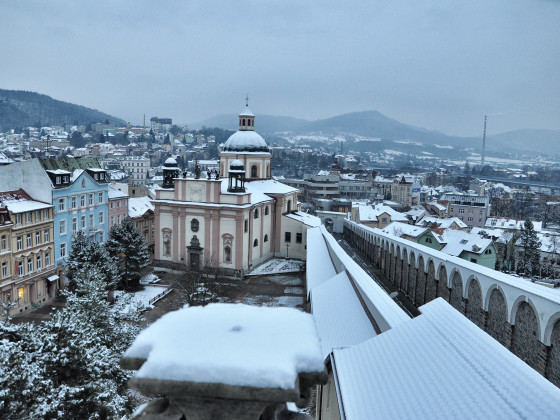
[39,159,109,268]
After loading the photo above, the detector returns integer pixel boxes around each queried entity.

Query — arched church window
[224,246,231,263]
[242,118,246,126]
[265,206,269,215]
[253,239,258,247]
[264,234,268,242]
[287,200,292,212]
[254,209,259,219]
[251,165,257,178]
[191,218,199,232]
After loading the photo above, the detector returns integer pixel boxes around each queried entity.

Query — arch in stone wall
[465,276,483,328]
[389,243,396,283]
[407,251,417,299]
[395,245,403,288]
[510,296,541,335]
[449,270,465,313]
[437,265,450,302]
[401,249,409,294]
[486,287,509,346]
[425,259,437,303]
[546,319,560,387]
[415,255,427,306]
[512,300,540,369]
[544,312,560,346]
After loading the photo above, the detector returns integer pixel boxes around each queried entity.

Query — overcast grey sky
[1,0,559,137]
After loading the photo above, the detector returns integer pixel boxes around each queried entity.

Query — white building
[120,156,150,187]
[152,104,317,273]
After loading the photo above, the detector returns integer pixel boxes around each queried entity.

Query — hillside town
[1,102,560,418]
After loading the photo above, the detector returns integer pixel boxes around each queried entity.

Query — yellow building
[0,189,58,316]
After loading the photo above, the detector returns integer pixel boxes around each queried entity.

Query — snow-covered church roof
[222,130,269,153]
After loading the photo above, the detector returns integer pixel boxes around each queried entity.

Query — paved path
[333,234,420,318]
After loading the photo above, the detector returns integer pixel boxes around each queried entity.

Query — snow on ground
[140,273,160,285]
[124,303,324,389]
[114,285,171,312]
[248,259,305,276]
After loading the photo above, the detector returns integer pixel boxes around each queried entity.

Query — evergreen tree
[105,217,150,290]
[517,220,542,277]
[0,267,142,418]
[66,231,119,291]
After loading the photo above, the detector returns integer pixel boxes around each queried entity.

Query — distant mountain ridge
[0,89,126,130]
[194,110,560,155]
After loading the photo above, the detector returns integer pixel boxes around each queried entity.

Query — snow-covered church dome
[222,103,269,153]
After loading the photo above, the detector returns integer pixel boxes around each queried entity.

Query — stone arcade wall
[343,219,560,387]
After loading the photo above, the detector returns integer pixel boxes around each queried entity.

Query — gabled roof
[381,222,428,239]
[486,217,543,232]
[0,189,52,213]
[331,298,560,420]
[356,204,407,223]
[418,216,467,230]
[440,229,493,256]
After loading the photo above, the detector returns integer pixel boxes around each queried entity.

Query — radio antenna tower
[481,115,487,167]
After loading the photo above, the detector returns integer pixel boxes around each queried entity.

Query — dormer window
[100,173,105,180]
[56,176,61,185]
[94,173,99,180]
[63,176,69,183]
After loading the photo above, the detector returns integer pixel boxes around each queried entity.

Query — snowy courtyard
[247,258,305,276]
[114,276,171,312]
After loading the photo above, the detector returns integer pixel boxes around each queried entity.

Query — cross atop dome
[239,97,255,131]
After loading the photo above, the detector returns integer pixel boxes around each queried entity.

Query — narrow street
[333,234,420,318]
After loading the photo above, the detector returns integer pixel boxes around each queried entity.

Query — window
[110,201,114,209]
[484,249,492,255]
[71,196,76,208]
[56,176,61,185]
[81,215,86,229]
[110,216,114,227]
[460,239,468,244]
[58,198,65,211]
[381,217,387,224]
[88,194,93,205]
[35,231,41,245]
[224,246,231,263]
[296,233,302,244]
[459,208,464,214]
[99,212,104,224]
[37,255,42,270]
[17,236,23,250]
[287,200,292,212]
[254,209,259,219]
[117,215,121,225]
[44,229,50,243]
[18,261,23,276]
[89,213,94,227]
[26,212,31,223]
[72,217,77,234]
[45,252,51,267]
[43,209,49,219]
[35,210,41,221]
[425,237,433,244]
[285,232,291,243]
[253,239,258,247]
[16,214,21,224]
[1,262,7,278]
[251,165,257,178]
[27,258,33,273]
[98,192,104,203]
[265,206,269,216]
[470,258,477,263]
[244,220,248,233]
[80,195,85,207]
[59,220,66,235]
[1,235,6,250]
[60,243,67,258]
[264,234,268,243]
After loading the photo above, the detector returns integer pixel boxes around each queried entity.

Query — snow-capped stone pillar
[121,304,327,420]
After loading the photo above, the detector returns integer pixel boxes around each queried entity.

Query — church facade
[153,104,317,273]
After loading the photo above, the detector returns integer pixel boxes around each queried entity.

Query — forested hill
[0,89,126,130]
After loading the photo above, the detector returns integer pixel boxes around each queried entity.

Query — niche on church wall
[162,228,172,257]
[191,218,199,232]
[222,233,233,264]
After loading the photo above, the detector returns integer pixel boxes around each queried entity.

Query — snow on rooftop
[0,196,51,213]
[356,204,407,223]
[311,271,377,358]
[440,229,493,256]
[332,298,560,419]
[124,303,324,389]
[70,169,84,183]
[108,185,129,199]
[381,222,428,238]
[285,211,322,227]
[306,227,337,297]
[128,196,154,218]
